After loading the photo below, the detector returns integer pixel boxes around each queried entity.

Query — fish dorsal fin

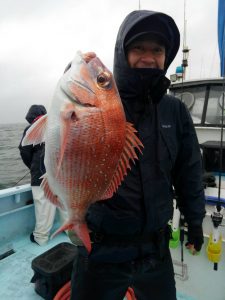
[22,114,48,146]
[100,122,143,200]
[41,174,65,209]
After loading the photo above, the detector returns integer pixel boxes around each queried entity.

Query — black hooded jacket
[19,105,46,186]
[87,11,205,244]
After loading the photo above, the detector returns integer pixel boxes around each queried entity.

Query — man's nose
[140,51,155,64]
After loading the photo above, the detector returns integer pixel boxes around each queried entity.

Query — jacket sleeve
[18,128,33,169]
[172,102,206,226]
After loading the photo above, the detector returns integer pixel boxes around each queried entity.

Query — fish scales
[22,51,143,253]
[58,115,118,201]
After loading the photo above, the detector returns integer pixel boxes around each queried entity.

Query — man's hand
[186,225,204,255]
[63,52,97,74]
[82,52,96,63]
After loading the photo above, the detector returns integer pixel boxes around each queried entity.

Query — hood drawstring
[155,105,162,176]
[147,95,161,178]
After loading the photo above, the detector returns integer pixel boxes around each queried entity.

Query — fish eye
[97,72,111,89]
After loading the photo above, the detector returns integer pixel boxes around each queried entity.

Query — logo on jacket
[161,124,172,128]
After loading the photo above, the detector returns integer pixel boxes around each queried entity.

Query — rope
[53,281,71,300]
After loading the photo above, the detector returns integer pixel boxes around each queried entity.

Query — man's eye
[133,45,144,51]
[154,47,164,54]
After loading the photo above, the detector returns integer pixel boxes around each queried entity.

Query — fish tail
[72,222,92,254]
[50,223,74,239]
[50,222,92,253]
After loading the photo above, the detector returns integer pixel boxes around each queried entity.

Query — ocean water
[0,123,30,190]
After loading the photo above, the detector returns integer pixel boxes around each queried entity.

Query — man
[19,105,68,245]
[70,10,206,300]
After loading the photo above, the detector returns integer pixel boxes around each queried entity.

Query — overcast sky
[0,0,221,124]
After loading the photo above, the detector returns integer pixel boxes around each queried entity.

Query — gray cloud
[0,0,221,124]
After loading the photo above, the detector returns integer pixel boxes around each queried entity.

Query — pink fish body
[22,51,143,253]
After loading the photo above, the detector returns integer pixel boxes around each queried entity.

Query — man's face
[126,40,166,70]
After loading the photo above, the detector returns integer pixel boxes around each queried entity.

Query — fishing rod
[217,81,225,210]
[206,84,225,271]
[169,0,189,279]
[13,171,30,187]
[206,80,225,271]
[206,0,225,270]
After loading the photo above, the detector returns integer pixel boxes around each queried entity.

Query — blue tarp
[218,0,225,76]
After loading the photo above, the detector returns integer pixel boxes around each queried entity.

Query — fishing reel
[207,207,224,271]
[169,200,181,249]
[211,208,224,228]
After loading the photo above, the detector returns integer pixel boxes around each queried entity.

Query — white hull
[195,126,225,145]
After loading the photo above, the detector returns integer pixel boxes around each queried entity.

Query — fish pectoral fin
[100,122,143,199]
[22,114,48,146]
[41,174,64,209]
[51,222,92,253]
[56,104,76,176]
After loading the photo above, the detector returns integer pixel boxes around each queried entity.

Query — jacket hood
[113,10,180,74]
[26,105,47,124]
[113,10,180,105]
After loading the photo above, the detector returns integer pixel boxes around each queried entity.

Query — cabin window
[205,87,225,125]
[173,87,205,124]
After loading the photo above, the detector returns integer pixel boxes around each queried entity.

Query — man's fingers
[82,52,96,63]
[186,243,198,255]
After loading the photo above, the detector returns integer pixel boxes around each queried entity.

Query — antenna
[170,0,190,82]
[183,0,186,50]
[138,0,141,10]
[182,0,190,80]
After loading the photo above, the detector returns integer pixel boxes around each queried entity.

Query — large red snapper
[22,51,143,253]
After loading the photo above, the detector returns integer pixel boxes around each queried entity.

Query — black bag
[31,242,77,300]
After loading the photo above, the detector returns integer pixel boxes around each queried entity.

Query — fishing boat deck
[0,183,224,300]
[0,232,70,300]
[171,238,225,300]
[1,231,223,300]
